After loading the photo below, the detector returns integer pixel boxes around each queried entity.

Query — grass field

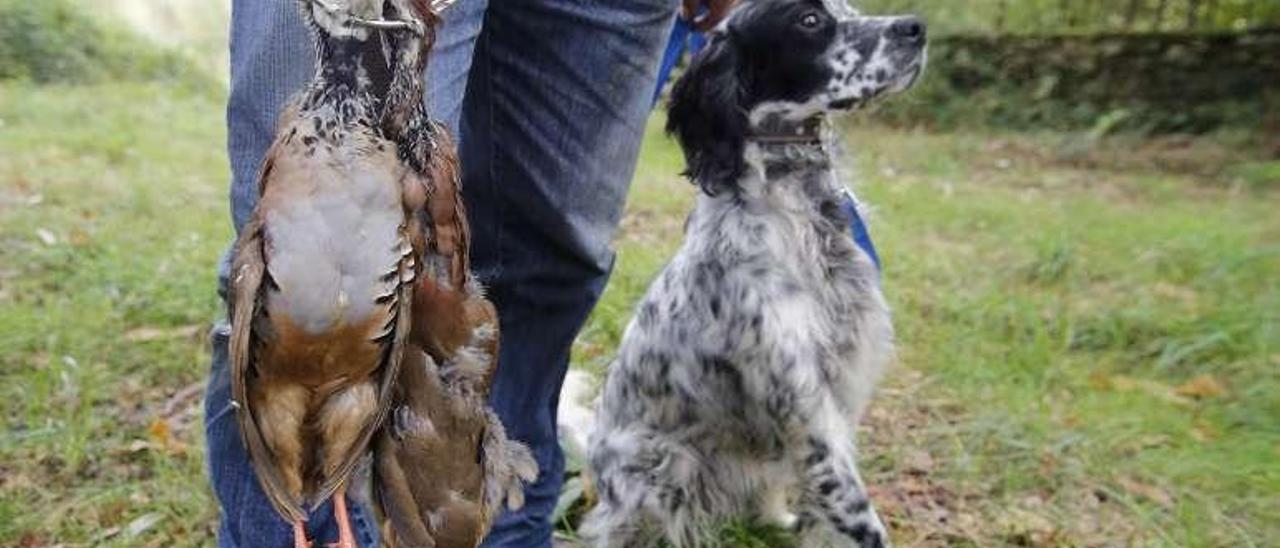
[2,80,1277,547]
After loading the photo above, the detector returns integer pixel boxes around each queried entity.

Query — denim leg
[462,1,676,546]
[210,1,485,546]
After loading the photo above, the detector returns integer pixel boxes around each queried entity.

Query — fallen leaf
[1116,476,1174,509]
[904,449,935,474]
[125,324,202,343]
[997,507,1057,545]
[1094,374,1191,406]
[1190,420,1218,443]
[1174,374,1226,399]
[35,228,57,246]
[124,512,164,538]
[145,418,188,455]
[18,532,48,548]
[147,419,172,446]
[68,227,91,247]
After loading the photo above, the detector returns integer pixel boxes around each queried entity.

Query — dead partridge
[226,1,433,546]
[368,1,537,546]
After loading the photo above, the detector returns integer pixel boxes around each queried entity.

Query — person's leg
[207,1,486,546]
[459,1,676,545]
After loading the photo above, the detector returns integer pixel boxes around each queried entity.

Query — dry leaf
[147,419,172,446]
[1190,420,1218,443]
[124,512,164,538]
[68,227,91,247]
[1094,374,1191,406]
[35,228,56,246]
[998,507,1057,545]
[145,419,188,455]
[904,449,935,474]
[1174,374,1226,399]
[1116,476,1174,509]
[125,324,201,343]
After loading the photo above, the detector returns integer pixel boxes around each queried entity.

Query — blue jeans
[206,0,675,546]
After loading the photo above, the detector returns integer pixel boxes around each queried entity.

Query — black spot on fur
[844,498,869,515]
[837,522,870,542]
[818,479,840,495]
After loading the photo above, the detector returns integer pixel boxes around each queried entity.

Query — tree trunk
[1125,0,1143,30]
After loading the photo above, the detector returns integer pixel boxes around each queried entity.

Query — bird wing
[425,122,470,291]
[228,140,309,523]
[373,116,535,547]
[372,347,447,548]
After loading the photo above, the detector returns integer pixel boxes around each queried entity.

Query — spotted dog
[581,1,926,546]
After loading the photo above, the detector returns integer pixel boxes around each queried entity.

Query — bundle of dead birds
[226,1,536,547]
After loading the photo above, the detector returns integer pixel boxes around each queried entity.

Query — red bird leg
[329,486,358,548]
[293,520,312,548]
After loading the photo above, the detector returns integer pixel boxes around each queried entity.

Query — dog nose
[887,17,926,45]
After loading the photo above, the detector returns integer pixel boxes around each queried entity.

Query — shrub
[0,0,200,84]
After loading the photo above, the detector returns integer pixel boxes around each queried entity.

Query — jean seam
[478,24,505,276]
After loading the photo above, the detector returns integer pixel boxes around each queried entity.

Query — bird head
[379,0,456,141]
[303,0,399,41]
[380,0,448,72]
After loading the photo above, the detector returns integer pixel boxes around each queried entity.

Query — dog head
[668,0,927,194]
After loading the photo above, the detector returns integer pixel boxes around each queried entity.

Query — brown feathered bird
[368,1,538,547]
[227,1,436,546]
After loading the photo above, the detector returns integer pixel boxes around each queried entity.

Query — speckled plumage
[365,2,538,547]
[582,1,927,546]
[227,1,416,543]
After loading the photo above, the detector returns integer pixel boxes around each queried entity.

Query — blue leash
[840,192,882,272]
[653,21,882,273]
[652,16,707,106]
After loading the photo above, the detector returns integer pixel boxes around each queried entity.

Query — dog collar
[747,115,826,146]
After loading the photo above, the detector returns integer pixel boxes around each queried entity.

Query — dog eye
[799,12,821,28]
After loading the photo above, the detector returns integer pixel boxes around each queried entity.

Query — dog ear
[666,33,748,196]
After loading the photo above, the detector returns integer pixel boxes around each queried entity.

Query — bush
[871,30,1278,134]
[0,0,200,84]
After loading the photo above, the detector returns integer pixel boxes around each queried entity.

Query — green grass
[2,81,1277,546]
[0,82,229,546]
[0,0,209,85]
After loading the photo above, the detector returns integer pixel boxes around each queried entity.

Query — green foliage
[1227,160,1280,190]
[0,0,202,84]
[871,31,1277,133]
[860,0,1280,35]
